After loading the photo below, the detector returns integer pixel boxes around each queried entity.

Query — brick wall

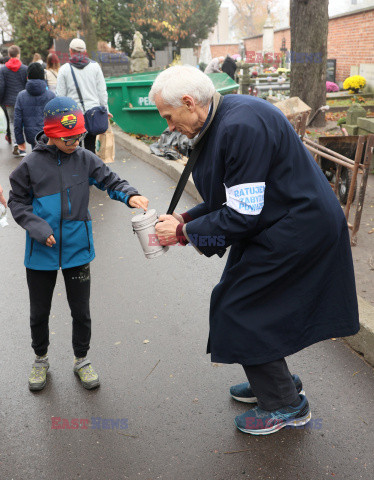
[327,8,374,82]
[195,43,239,61]
[241,7,374,83]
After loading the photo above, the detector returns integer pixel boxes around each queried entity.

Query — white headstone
[199,39,212,65]
[181,48,197,66]
[263,16,274,55]
[359,64,374,92]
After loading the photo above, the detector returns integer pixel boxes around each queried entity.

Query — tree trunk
[290,0,328,127]
[79,0,97,58]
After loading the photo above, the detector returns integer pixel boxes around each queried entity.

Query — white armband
[225,182,265,215]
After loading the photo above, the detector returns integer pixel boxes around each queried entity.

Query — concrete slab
[357,116,374,133]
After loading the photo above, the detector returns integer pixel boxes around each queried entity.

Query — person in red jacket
[0,45,28,154]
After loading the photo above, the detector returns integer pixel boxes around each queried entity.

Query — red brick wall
[195,43,239,61]
[242,8,374,82]
[327,8,374,83]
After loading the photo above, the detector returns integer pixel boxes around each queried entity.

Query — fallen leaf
[143,339,150,344]
[114,341,121,345]
[135,320,141,324]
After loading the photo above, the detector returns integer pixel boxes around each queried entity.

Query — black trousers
[84,133,96,154]
[242,358,300,411]
[26,264,91,358]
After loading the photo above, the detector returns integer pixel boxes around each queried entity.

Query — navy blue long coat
[183,94,359,365]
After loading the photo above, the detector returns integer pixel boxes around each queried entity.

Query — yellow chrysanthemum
[343,75,366,91]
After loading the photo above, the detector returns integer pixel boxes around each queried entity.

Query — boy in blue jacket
[14,62,55,155]
[8,97,149,391]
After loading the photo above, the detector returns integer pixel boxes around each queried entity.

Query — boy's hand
[18,143,26,151]
[46,235,56,247]
[128,195,149,211]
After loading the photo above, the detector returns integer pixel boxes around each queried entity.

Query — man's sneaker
[28,355,49,391]
[5,134,12,144]
[235,394,312,435]
[18,149,27,157]
[230,374,304,403]
[12,144,19,156]
[74,358,100,390]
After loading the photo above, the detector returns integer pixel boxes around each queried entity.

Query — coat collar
[192,91,222,148]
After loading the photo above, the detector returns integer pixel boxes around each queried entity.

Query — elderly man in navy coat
[151,66,359,435]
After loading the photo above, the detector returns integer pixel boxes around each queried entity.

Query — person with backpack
[14,62,55,155]
[0,45,28,154]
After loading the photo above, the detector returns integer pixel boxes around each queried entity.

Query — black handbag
[70,65,108,136]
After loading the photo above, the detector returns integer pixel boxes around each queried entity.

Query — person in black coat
[14,63,55,155]
[221,55,237,80]
[0,45,27,153]
[150,66,359,436]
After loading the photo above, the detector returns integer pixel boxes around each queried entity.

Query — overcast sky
[221,0,374,18]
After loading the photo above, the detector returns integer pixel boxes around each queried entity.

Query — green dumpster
[106,71,239,136]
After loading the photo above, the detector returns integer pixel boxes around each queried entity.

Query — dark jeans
[242,358,300,411]
[84,132,96,154]
[26,264,91,358]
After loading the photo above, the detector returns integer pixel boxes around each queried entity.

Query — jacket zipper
[57,152,63,267]
[67,188,71,214]
[29,239,34,260]
[84,221,91,253]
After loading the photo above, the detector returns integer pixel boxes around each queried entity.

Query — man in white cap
[56,38,111,153]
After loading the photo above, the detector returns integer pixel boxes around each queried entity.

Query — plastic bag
[0,204,8,227]
[0,107,7,134]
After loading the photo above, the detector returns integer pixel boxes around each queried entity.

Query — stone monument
[262,3,274,58]
[130,31,149,73]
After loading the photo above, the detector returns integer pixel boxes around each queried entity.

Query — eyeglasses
[60,132,87,146]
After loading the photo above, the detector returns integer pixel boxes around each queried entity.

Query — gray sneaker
[74,358,100,390]
[28,356,49,391]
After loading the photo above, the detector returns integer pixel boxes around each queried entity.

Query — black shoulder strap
[69,64,85,113]
[166,95,223,215]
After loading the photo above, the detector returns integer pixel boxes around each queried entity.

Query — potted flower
[343,75,366,94]
[326,81,339,93]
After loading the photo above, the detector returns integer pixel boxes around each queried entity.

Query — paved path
[0,138,373,480]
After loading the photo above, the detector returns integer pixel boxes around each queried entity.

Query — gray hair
[149,65,216,108]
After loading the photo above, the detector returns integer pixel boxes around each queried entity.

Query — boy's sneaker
[74,358,100,390]
[18,149,27,157]
[235,394,311,435]
[28,355,49,391]
[230,374,304,403]
[12,144,19,156]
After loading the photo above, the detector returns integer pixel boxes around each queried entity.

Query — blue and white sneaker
[230,374,304,403]
[235,394,311,435]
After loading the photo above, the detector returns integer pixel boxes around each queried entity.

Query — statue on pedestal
[130,31,149,73]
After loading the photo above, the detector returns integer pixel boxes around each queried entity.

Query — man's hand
[46,235,56,247]
[0,184,6,208]
[172,212,184,223]
[128,195,149,211]
[108,112,113,119]
[155,214,179,246]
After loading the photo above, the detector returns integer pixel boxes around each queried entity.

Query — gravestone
[181,48,197,66]
[154,50,169,68]
[326,59,336,82]
[359,64,374,92]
